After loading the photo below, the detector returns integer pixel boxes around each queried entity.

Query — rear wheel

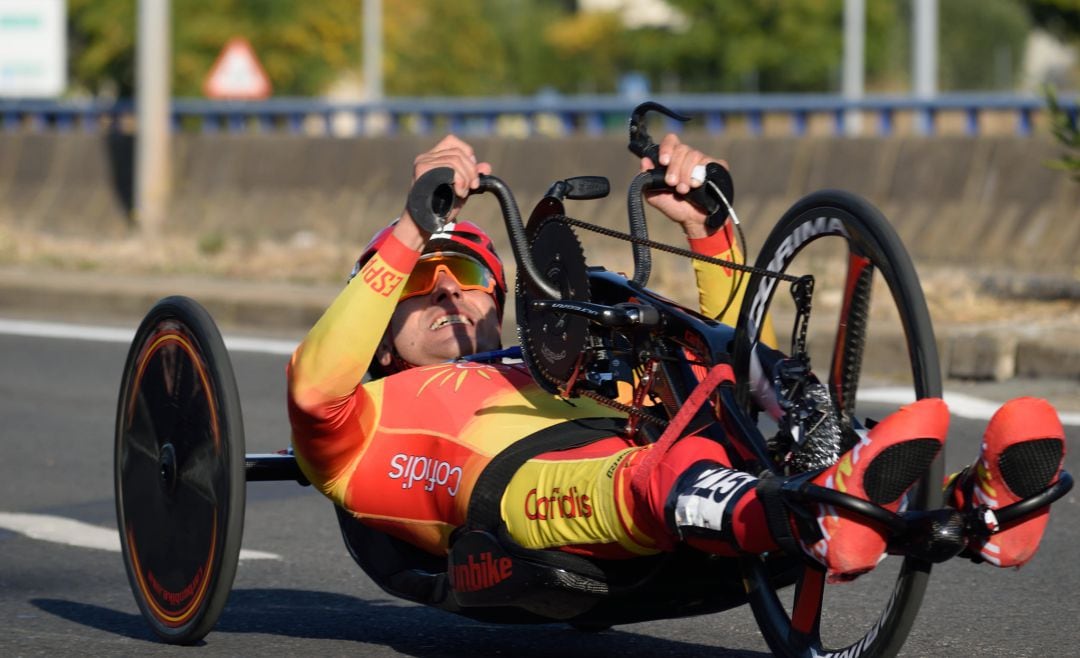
[114,296,245,644]
[732,190,942,657]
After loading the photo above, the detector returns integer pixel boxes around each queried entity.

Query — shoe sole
[864,438,941,504]
[1000,438,1063,499]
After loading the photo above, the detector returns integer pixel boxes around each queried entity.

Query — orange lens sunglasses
[399,251,497,301]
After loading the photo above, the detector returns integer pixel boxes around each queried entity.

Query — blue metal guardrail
[1,92,1077,137]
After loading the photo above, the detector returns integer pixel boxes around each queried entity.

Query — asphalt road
[1,326,1078,656]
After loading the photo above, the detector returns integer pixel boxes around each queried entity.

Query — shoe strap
[756,475,818,556]
[943,465,975,510]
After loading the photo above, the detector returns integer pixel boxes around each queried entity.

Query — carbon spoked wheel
[114,296,245,644]
[732,190,942,658]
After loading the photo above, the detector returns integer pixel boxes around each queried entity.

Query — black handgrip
[646,162,734,230]
[627,100,735,231]
[701,162,735,230]
[406,167,457,233]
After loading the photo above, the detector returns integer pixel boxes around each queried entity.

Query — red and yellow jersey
[689,225,777,347]
[288,224,762,556]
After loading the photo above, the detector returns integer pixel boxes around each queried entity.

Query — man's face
[379,266,501,368]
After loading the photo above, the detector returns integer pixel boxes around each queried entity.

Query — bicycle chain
[521,213,801,432]
[557,216,801,284]
[580,388,670,429]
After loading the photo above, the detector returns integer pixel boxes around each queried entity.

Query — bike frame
[116,101,1073,652]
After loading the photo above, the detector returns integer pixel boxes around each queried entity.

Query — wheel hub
[158,442,178,494]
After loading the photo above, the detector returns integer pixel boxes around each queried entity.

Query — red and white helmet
[351,219,507,317]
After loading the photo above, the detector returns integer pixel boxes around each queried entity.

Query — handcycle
[114,102,1072,656]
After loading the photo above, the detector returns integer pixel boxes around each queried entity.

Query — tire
[114,296,246,644]
[732,190,943,657]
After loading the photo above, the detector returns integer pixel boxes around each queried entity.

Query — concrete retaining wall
[1,133,1077,272]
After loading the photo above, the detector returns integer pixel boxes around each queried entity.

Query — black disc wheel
[732,190,942,658]
[115,296,246,644]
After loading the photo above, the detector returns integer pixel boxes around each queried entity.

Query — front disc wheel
[114,296,246,644]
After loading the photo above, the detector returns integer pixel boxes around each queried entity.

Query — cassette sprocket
[516,217,591,395]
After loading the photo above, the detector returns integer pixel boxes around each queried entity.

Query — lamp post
[134,0,170,236]
[913,0,939,134]
[843,0,865,136]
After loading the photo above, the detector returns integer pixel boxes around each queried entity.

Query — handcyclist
[287,134,1066,584]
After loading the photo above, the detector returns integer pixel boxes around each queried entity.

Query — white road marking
[1,317,1076,425]
[0,512,280,560]
[0,317,297,355]
[858,387,1080,427]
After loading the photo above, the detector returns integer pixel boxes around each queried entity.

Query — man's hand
[397,135,493,250]
[640,133,730,240]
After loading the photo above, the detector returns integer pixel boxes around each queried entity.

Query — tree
[934,0,1032,90]
[541,10,627,93]
[1022,0,1080,42]
[617,0,903,94]
[64,0,1062,99]
[383,0,592,96]
[383,0,507,96]
[68,0,359,98]
[1045,85,1080,180]
[68,0,136,97]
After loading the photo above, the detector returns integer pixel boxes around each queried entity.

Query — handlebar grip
[684,182,721,216]
[646,163,735,230]
[701,162,735,230]
[406,167,457,233]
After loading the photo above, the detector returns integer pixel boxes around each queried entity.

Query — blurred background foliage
[66,0,1080,99]
[625,0,903,92]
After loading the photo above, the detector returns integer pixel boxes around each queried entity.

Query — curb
[0,267,336,336]
[941,328,1080,383]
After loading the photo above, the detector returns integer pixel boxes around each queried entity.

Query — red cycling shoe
[801,398,949,582]
[947,397,1066,568]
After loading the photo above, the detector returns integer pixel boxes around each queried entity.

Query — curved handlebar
[627,101,736,232]
[406,168,563,300]
[624,104,736,287]
[625,163,735,288]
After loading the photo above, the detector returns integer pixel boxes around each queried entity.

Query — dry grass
[0,224,360,285]
[0,223,1075,331]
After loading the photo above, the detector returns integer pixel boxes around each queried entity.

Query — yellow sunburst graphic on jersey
[834,452,854,493]
[415,362,504,397]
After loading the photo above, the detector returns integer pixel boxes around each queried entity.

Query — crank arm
[531,300,661,329]
[782,470,1073,564]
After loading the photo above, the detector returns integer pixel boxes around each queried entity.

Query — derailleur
[770,357,844,474]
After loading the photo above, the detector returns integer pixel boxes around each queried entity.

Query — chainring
[516,217,592,395]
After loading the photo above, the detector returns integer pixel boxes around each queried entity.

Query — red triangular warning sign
[203,37,272,100]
